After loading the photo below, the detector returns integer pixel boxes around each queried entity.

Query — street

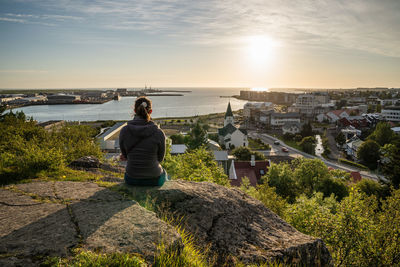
[249,131,382,181]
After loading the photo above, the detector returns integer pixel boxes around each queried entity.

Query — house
[229,156,270,187]
[344,137,364,159]
[341,126,361,140]
[382,107,400,122]
[337,116,369,129]
[96,122,127,151]
[324,109,350,123]
[213,150,230,174]
[207,139,221,150]
[218,102,248,149]
[270,112,301,127]
[282,122,301,135]
[170,144,187,155]
[37,120,65,131]
[391,127,400,135]
[349,172,362,183]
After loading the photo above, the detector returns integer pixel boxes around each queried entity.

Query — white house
[344,137,364,159]
[270,112,301,127]
[218,102,248,149]
[282,122,301,135]
[317,109,350,123]
[96,122,127,151]
[170,144,187,155]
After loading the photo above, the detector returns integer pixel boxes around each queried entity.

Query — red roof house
[229,159,270,187]
[349,171,362,183]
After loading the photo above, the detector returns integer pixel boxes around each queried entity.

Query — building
[213,150,230,174]
[282,122,301,135]
[337,116,369,129]
[96,122,127,151]
[270,112,301,127]
[317,109,350,123]
[170,144,187,155]
[239,90,297,105]
[382,107,400,122]
[83,91,107,100]
[341,126,362,140]
[243,102,274,120]
[391,127,400,135]
[289,92,331,118]
[228,156,270,187]
[47,94,81,104]
[344,137,364,159]
[37,120,65,131]
[218,102,248,149]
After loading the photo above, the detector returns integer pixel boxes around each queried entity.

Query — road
[249,131,382,181]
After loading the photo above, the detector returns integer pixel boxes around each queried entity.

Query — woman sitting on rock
[119,96,167,186]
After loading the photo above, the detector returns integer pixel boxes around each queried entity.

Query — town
[87,87,400,188]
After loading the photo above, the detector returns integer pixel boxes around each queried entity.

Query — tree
[162,147,229,186]
[263,162,298,202]
[170,133,185,144]
[368,122,394,146]
[300,122,313,138]
[357,139,380,169]
[186,122,208,150]
[299,136,316,154]
[376,103,382,113]
[232,146,265,161]
[0,104,7,121]
[335,132,346,147]
[380,143,400,188]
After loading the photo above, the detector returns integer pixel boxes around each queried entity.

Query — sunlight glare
[244,35,278,66]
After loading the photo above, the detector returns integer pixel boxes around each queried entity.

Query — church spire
[225,102,233,118]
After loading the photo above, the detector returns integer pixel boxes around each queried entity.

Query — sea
[13,88,249,122]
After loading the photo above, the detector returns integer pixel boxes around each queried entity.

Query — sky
[0,0,399,89]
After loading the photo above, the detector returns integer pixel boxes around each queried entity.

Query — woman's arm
[119,127,128,160]
[157,130,166,163]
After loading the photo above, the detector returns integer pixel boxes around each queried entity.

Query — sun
[244,35,278,65]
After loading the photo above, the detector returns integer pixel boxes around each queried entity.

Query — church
[218,102,248,149]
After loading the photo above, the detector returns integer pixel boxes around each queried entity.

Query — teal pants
[124,170,168,186]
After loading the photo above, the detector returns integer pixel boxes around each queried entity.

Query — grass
[249,138,271,150]
[275,135,302,151]
[43,250,146,267]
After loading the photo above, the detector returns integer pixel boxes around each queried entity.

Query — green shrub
[338,158,368,170]
[0,114,103,184]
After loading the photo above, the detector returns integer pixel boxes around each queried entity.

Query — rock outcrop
[121,180,332,266]
[0,179,332,266]
[68,156,124,173]
[0,181,181,266]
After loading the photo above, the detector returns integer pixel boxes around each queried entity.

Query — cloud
[3,0,400,57]
[0,12,83,26]
[0,69,49,74]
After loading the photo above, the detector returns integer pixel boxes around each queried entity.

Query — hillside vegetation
[1,107,399,266]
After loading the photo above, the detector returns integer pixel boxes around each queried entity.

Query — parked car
[274,141,280,145]
[281,147,289,153]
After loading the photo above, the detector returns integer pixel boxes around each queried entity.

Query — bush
[232,146,265,161]
[338,158,368,170]
[0,114,103,184]
[162,147,229,186]
[299,136,316,154]
[282,133,294,141]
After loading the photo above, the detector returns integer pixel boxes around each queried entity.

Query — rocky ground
[1,177,332,266]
